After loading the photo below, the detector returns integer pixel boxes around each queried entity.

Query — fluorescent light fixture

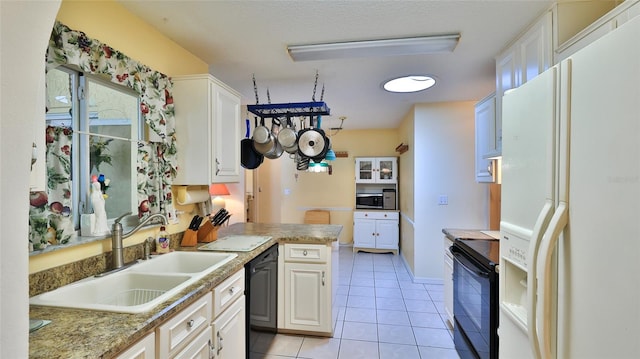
[287,34,460,62]
[383,75,436,93]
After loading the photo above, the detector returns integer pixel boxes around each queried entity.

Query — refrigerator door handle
[527,199,554,359]
[535,201,568,359]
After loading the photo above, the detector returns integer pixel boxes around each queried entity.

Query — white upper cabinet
[475,94,497,183]
[173,74,241,185]
[355,157,397,184]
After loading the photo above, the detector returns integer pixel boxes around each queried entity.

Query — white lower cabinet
[211,269,246,359]
[157,293,212,359]
[353,211,399,254]
[443,237,454,328]
[173,326,212,359]
[127,269,245,359]
[211,294,245,359]
[114,332,155,359]
[278,243,333,335]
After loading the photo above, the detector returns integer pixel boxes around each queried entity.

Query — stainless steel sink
[30,251,237,313]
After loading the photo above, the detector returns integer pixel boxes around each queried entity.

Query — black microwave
[356,193,383,209]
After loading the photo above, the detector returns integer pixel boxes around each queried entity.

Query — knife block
[197,221,218,243]
[181,229,198,247]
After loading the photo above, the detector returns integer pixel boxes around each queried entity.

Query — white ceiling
[118,0,553,130]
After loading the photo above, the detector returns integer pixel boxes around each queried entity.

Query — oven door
[451,245,498,359]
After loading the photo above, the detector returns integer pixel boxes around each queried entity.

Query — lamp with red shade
[209,184,230,212]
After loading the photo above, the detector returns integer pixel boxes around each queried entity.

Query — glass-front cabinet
[355,157,397,184]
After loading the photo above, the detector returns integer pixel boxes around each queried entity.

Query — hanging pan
[278,115,298,154]
[298,115,329,162]
[241,118,263,169]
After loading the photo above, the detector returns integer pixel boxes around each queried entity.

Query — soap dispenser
[156,226,170,254]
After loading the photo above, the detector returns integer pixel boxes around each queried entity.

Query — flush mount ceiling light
[287,34,460,62]
[383,75,436,93]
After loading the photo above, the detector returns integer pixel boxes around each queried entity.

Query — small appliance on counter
[355,193,383,209]
[355,189,396,210]
[383,189,396,210]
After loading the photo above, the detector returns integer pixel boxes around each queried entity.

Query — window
[44,66,142,235]
[31,21,177,252]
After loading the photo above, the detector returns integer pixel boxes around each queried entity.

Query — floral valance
[46,21,176,214]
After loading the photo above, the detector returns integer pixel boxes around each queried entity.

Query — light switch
[438,195,448,205]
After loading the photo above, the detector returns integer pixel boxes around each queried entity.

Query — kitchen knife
[211,209,226,223]
[211,208,229,223]
[188,215,200,230]
[214,213,232,227]
[194,215,204,229]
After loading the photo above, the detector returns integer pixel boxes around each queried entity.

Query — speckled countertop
[29,222,342,359]
[442,228,499,241]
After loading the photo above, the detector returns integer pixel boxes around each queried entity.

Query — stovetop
[455,238,500,268]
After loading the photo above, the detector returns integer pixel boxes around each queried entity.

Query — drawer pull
[187,319,195,328]
[303,250,308,256]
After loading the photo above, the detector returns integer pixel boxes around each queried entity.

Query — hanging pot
[298,115,329,162]
[252,117,271,145]
[241,118,264,169]
[278,116,298,154]
[254,118,283,159]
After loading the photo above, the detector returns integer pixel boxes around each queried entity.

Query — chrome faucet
[111,212,168,270]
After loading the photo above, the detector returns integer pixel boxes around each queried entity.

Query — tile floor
[249,245,460,359]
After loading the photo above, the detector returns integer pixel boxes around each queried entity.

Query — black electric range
[454,238,500,268]
[450,238,499,359]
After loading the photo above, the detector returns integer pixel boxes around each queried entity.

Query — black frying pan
[241,118,263,169]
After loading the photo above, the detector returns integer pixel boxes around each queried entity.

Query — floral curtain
[29,126,75,249]
[46,21,176,218]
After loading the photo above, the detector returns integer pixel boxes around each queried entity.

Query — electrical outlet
[438,195,448,205]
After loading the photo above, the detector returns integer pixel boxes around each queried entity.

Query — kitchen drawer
[157,294,212,359]
[283,243,327,263]
[171,325,212,359]
[114,331,155,359]
[354,211,399,220]
[213,269,245,317]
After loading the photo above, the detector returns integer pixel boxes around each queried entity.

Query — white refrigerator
[499,14,640,359]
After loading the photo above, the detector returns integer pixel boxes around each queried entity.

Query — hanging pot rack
[245,72,335,173]
[247,101,330,119]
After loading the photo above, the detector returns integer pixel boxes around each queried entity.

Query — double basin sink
[29,251,237,314]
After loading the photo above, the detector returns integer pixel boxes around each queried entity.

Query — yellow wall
[556,0,620,45]
[30,0,209,274]
[55,0,208,76]
[254,129,400,245]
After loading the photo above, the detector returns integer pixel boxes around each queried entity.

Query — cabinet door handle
[209,338,215,358]
[217,331,223,355]
[322,271,325,286]
[215,158,220,175]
